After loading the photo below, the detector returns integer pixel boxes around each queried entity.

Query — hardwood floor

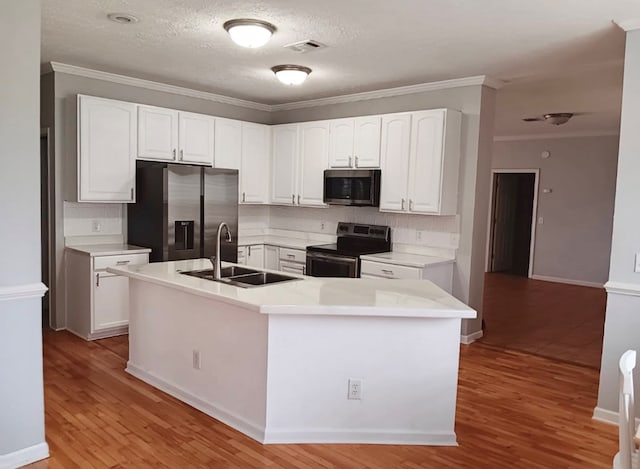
[26,330,618,468]
[481,273,606,369]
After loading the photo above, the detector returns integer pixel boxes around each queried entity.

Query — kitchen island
[109,259,475,446]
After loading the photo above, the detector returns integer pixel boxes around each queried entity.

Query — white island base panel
[126,278,463,446]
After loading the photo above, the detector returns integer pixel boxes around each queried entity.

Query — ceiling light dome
[271,65,312,85]
[223,19,276,48]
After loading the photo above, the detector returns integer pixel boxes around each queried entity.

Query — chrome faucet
[211,222,232,280]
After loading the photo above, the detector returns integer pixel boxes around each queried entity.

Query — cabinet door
[214,118,242,169]
[328,119,355,168]
[280,261,305,275]
[246,245,264,268]
[138,105,178,161]
[408,110,445,214]
[298,122,329,206]
[379,113,411,212]
[179,112,214,165]
[78,96,137,202]
[237,247,247,265]
[93,272,129,330]
[271,124,299,205]
[264,245,279,270]
[240,123,270,204]
[354,116,381,168]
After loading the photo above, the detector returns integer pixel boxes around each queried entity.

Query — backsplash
[240,205,459,257]
[63,202,124,238]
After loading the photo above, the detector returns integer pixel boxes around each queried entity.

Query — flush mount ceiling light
[271,65,312,85]
[223,19,276,48]
[107,13,139,24]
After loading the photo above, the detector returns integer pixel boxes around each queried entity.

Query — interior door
[490,174,518,272]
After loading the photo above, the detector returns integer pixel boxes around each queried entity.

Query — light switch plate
[635,253,640,273]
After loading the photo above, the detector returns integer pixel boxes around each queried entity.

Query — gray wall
[492,135,619,285]
[597,29,640,416]
[45,72,271,329]
[272,85,496,337]
[0,0,47,461]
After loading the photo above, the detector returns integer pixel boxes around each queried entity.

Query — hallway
[481,273,606,369]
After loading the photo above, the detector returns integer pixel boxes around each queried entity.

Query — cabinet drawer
[94,253,149,271]
[279,247,306,263]
[280,260,305,275]
[360,260,421,279]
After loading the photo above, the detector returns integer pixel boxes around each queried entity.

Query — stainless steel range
[306,222,391,278]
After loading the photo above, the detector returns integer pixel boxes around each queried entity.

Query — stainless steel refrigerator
[128,161,238,263]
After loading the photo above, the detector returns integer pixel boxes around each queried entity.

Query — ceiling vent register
[284,39,327,53]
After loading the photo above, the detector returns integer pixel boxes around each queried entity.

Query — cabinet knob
[173,149,177,160]
[297,194,300,205]
[354,156,359,167]
[242,192,246,203]
[409,199,414,211]
[348,156,352,167]
[292,194,295,204]
[401,198,405,210]
[96,273,100,287]
[179,149,184,161]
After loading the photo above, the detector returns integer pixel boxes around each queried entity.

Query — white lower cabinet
[279,247,306,275]
[66,249,149,340]
[264,245,280,270]
[239,245,265,268]
[360,259,453,293]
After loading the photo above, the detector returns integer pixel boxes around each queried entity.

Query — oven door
[306,251,359,278]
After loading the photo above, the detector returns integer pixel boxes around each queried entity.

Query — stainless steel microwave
[323,169,381,206]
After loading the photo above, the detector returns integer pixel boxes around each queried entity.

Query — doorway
[41,129,52,328]
[488,170,538,277]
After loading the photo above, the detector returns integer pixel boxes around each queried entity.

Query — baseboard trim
[460,330,483,345]
[0,282,48,302]
[0,442,49,469]
[126,362,266,443]
[531,275,603,289]
[593,406,640,427]
[263,429,457,446]
[604,281,640,297]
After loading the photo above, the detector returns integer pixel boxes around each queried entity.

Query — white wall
[492,135,618,285]
[596,29,640,418]
[0,0,49,466]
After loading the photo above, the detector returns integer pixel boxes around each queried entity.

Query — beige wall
[492,135,619,285]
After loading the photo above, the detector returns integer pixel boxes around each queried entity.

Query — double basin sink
[181,265,301,288]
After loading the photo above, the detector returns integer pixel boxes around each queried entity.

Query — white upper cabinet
[329,116,381,168]
[298,121,329,206]
[138,105,213,166]
[214,117,242,170]
[271,122,328,207]
[353,116,382,168]
[379,113,412,212]
[240,122,270,204]
[271,124,299,205]
[138,106,178,161]
[77,95,137,203]
[178,112,214,165]
[328,119,355,168]
[379,109,461,216]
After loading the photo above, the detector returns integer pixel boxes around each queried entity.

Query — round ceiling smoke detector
[107,13,139,24]
[271,65,312,85]
[223,19,276,48]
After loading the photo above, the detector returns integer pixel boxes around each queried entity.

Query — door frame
[41,127,54,328]
[485,169,539,278]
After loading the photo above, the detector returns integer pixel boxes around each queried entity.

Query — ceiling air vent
[284,39,327,53]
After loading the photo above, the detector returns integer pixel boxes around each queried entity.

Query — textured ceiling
[42,0,639,133]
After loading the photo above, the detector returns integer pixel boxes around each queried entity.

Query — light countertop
[108,259,475,319]
[66,244,152,257]
[238,235,321,250]
[360,252,455,268]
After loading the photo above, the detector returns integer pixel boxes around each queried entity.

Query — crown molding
[493,129,620,142]
[0,282,48,302]
[270,75,504,112]
[614,18,640,32]
[45,62,504,114]
[48,62,272,112]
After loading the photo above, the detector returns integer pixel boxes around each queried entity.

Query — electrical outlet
[348,378,363,400]
[416,231,423,242]
[192,350,201,370]
[635,253,640,273]
[91,220,102,233]
[320,221,326,231]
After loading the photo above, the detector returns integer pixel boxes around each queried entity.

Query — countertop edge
[66,244,152,256]
[360,254,455,268]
